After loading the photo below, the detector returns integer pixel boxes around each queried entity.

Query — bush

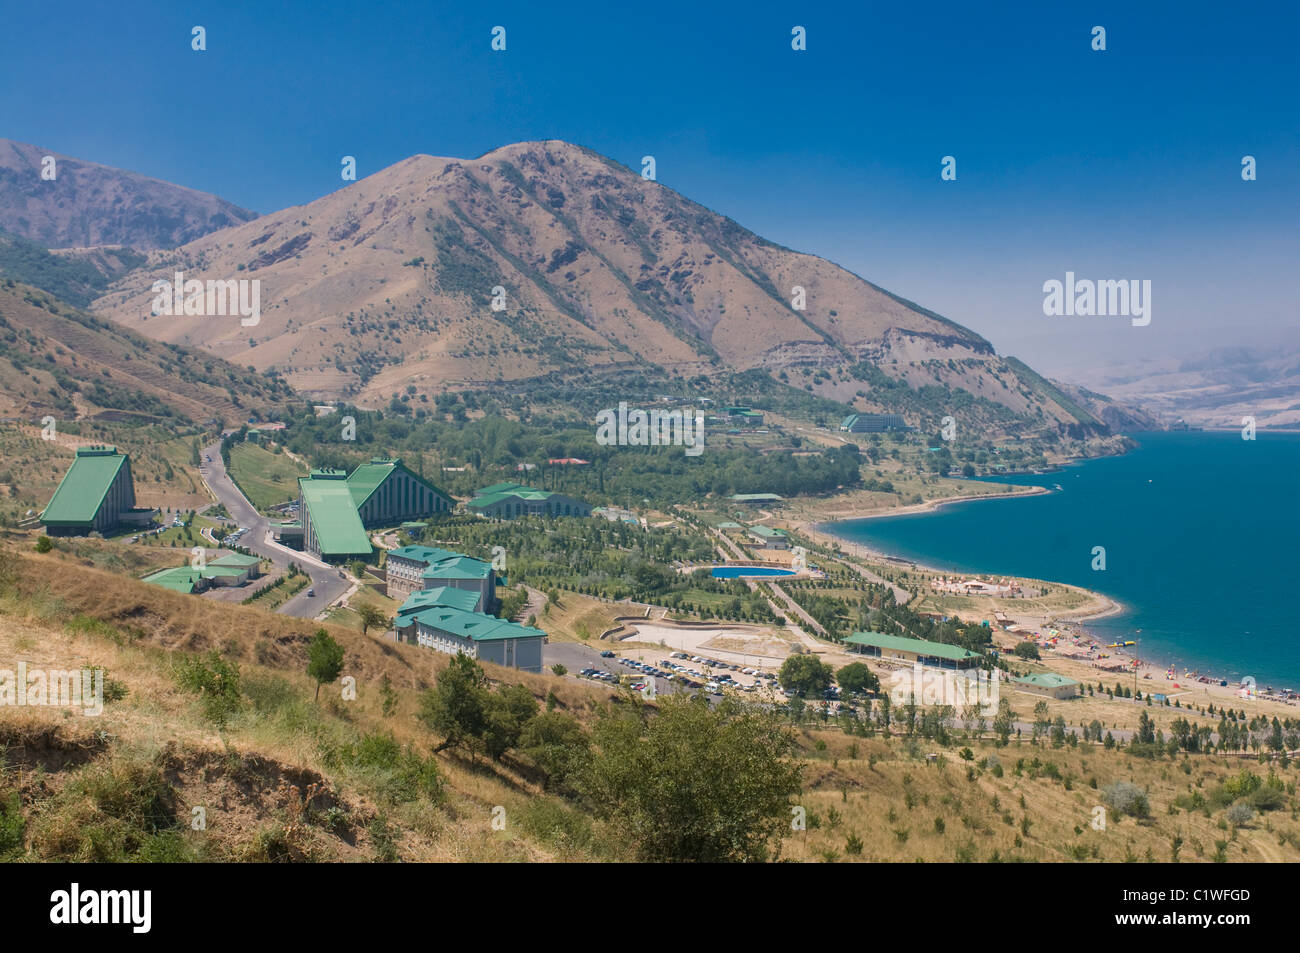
[1225,802,1256,827]
[174,650,243,727]
[1101,780,1150,819]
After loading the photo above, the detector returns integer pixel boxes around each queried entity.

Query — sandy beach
[790,489,1296,708]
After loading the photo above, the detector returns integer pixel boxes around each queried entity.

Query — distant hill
[1065,339,1300,429]
[92,140,1120,441]
[0,280,293,424]
[0,137,257,251]
[0,229,146,306]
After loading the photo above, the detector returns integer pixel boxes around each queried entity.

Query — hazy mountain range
[1063,339,1300,429]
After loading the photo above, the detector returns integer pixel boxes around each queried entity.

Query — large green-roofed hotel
[295,459,453,560]
[41,446,154,536]
[298,471,373,560]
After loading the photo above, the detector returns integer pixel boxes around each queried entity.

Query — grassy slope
[0,280,291,423]
[1,549,1297,863]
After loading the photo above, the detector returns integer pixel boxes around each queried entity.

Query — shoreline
[799,483,1295,702]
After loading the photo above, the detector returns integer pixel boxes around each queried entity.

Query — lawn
[227,441,307,512]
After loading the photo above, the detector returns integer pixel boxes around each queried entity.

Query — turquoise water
[712,567,796,579]
[828,431,1300,689]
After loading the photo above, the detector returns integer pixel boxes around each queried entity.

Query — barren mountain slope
[92,140,1104,433]
[0,137,257,251]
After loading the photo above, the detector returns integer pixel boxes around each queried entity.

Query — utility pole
[1133,633,1140,703]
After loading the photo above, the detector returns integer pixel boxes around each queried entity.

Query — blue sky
[3,1,1297,375]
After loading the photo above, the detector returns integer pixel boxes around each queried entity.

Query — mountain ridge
[0,137,257,251]
[85,139,1119,439]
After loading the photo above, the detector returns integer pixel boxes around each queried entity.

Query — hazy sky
[3,0,1296,378]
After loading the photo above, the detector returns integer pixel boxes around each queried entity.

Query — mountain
[0,279,293,424]
[92,140,1112,436]
[0,229,147,307]
[1065,339,1300,429]
[0,138,257,251]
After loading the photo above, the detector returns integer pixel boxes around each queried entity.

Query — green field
[227,441,307,512]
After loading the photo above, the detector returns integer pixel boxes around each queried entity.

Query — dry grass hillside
[2,546,1297,863]
[0,280,292,424]
[91,141,1106,436]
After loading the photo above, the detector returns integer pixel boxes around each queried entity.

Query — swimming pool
[711,566,796,579]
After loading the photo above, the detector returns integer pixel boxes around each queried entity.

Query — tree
[419,652,489,755]
[583,695,803,862]
[836,662,880,696]
[992,697,1014,746]
[306,628,345,701]
[779,654,834,697]
[356,604,387,636]
[519,711,590,793]
[1012,641,1040,660]
[34,536,52,553]
[482,683,539,761]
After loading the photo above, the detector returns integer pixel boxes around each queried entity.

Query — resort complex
[386,544,543,671]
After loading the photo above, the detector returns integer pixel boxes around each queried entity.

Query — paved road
[199,437,350,619]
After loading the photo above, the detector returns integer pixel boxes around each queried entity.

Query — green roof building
[295,459,452,561]
[411,606,545,672]
[394,586,485,639]
[41,446,152,536]
[844,631,982,670]
[298,471,373,560]
[747,524,790,549]
[466,482,591,520]
[347,458,452,527]
[142,566,208,594]
[729,493,783,504]
[384,545,498,608]
[1012,672,1080,699]
[841,413,908,433]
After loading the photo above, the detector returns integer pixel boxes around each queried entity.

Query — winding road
[199,437,351,619]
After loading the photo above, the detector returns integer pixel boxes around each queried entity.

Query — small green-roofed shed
[142,566,204,594]
[1012,672,1080,698]
[209,552,261,568]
